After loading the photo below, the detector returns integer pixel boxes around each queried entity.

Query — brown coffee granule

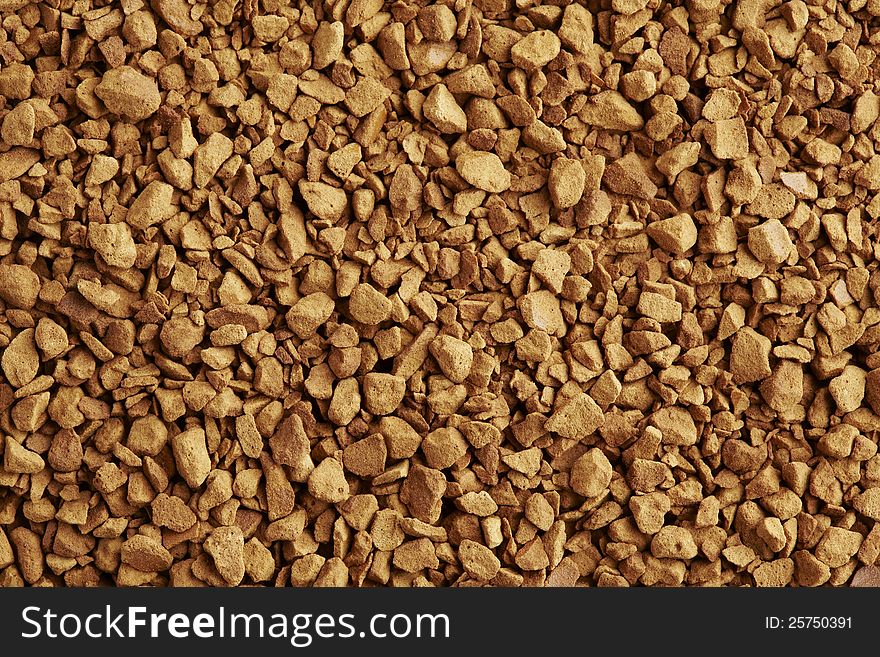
[3,0,880,590]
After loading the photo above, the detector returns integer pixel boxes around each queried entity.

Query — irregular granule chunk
[558,3,594,53]
[362,373,406,415]
[569,448,613,498]
[532,248,571,293]
[524,493,554,531]
[339,495,379,532]
[459,539,501,581]
[400,465,446,524]
[803,138,841,165]
[88,222,137,269]
[760,360,803,412]
[518,290,565,335]
[621,70,656,102]
[328,377,361,426]
[10,528,44,583]
[503,447,542,477]
[261,453,295,521]
[244,539,276,582]
[855,157,880,190]
[263,510,306,545]
[706,117,749,159]
[128,415,168,456]
[630,493,671,534]
[0,264,40,309]
[815,527,863,568]
[345,77,391,117]
[127,180,175,230]
[0,62,33,100]
[0,147,38,183]
[123,11,157,49]
[327,143,362,180]
[455,491,498,516]
[193,133,234,188]
[393,538,439,572]
[510,30,561,70]
[517,329,552,363]
[298,180,347,221]
[646,213,698,255]
[455,151,511,193]
[171,427,211,489]
[371,508,405,552]
[423,84,467,133]
[602,152,657,199]
[794,551,831,587]
[151,493,197,532]
[2,328,39,388]
[417,4,456,40]
[1,102,35,146]
[380,416,423,460]
[637,291,682,323]
[522,120,566,153]
[348,283,392,324]
[312,21,344,69]
[851,566,880,587]
[753,559,795,587]
[315,557,350,587]
[4,435,45,474]
[422,426,468,470]
[655,142,700,182]
[204,526,245,586]
[497,95,536,126]
[308,457,350,503]
[757,518,787,553]
[729,327,772,383]
[649,407,697,445]
[629,459,673,493]
[546,393,604,440]
[342,433,387,477]
[269,414,313,478]
[160,316,205,358]
[445,65,494,98]
[852,91,880,134]
[346,0,383,28]
[747,219,794,265]
[266,74,298,111]
[548,158,586,209]
[429,334,474,383]
[747,184,795,220]
[702,89,741,121]
[121,534,173,572]
[578,91,644,131]
[389,164,423,212]
[853,489,880,520]
[515,538,550,571]
[650,526,698,559]
[286,292,335,338]
[86,154,120,186]
[252,14,289,42]
[393,323,439,380]
[94,66,161,121]
[829,365,866,413]
[290,555,325,587]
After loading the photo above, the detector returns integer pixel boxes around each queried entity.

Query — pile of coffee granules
[2,0,880,588]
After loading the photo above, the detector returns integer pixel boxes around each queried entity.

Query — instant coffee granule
[1,0,880,588]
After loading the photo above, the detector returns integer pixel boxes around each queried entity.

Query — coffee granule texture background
[1,0,880,588]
